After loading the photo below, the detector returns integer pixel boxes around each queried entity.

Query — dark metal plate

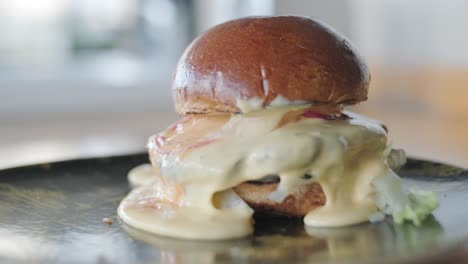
[0,154,467,264]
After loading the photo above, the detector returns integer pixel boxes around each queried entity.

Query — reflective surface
[0,154,467,263]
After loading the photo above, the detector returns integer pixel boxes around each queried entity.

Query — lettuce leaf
[393,191,438,226]
[373,169,438,226]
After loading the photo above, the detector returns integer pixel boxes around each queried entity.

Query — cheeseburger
[118,16,437,240]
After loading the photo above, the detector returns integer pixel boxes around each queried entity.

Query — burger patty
[233,176,326,217]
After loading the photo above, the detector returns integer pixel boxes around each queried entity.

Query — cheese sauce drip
[119,106,395,239]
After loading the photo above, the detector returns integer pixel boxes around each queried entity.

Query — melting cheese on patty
[118,105,402,239]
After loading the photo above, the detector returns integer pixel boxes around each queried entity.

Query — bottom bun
[233,182,326,217]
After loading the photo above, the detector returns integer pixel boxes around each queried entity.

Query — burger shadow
[122,213,443,263]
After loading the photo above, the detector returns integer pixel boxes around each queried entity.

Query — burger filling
[118,105,437,239]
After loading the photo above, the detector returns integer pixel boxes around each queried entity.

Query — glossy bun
[172,16,370,115]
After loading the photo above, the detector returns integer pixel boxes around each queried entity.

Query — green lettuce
[373,170,438,226]
[393,191,438,226]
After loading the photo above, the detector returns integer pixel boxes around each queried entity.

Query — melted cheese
[118,105,394,239]
[127,164,156,188]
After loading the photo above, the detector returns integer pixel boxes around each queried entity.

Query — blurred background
[1,0,467,168]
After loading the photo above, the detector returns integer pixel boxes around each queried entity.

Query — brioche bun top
[172,16,370,115]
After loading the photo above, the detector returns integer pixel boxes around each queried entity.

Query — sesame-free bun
[173,16,370,115]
